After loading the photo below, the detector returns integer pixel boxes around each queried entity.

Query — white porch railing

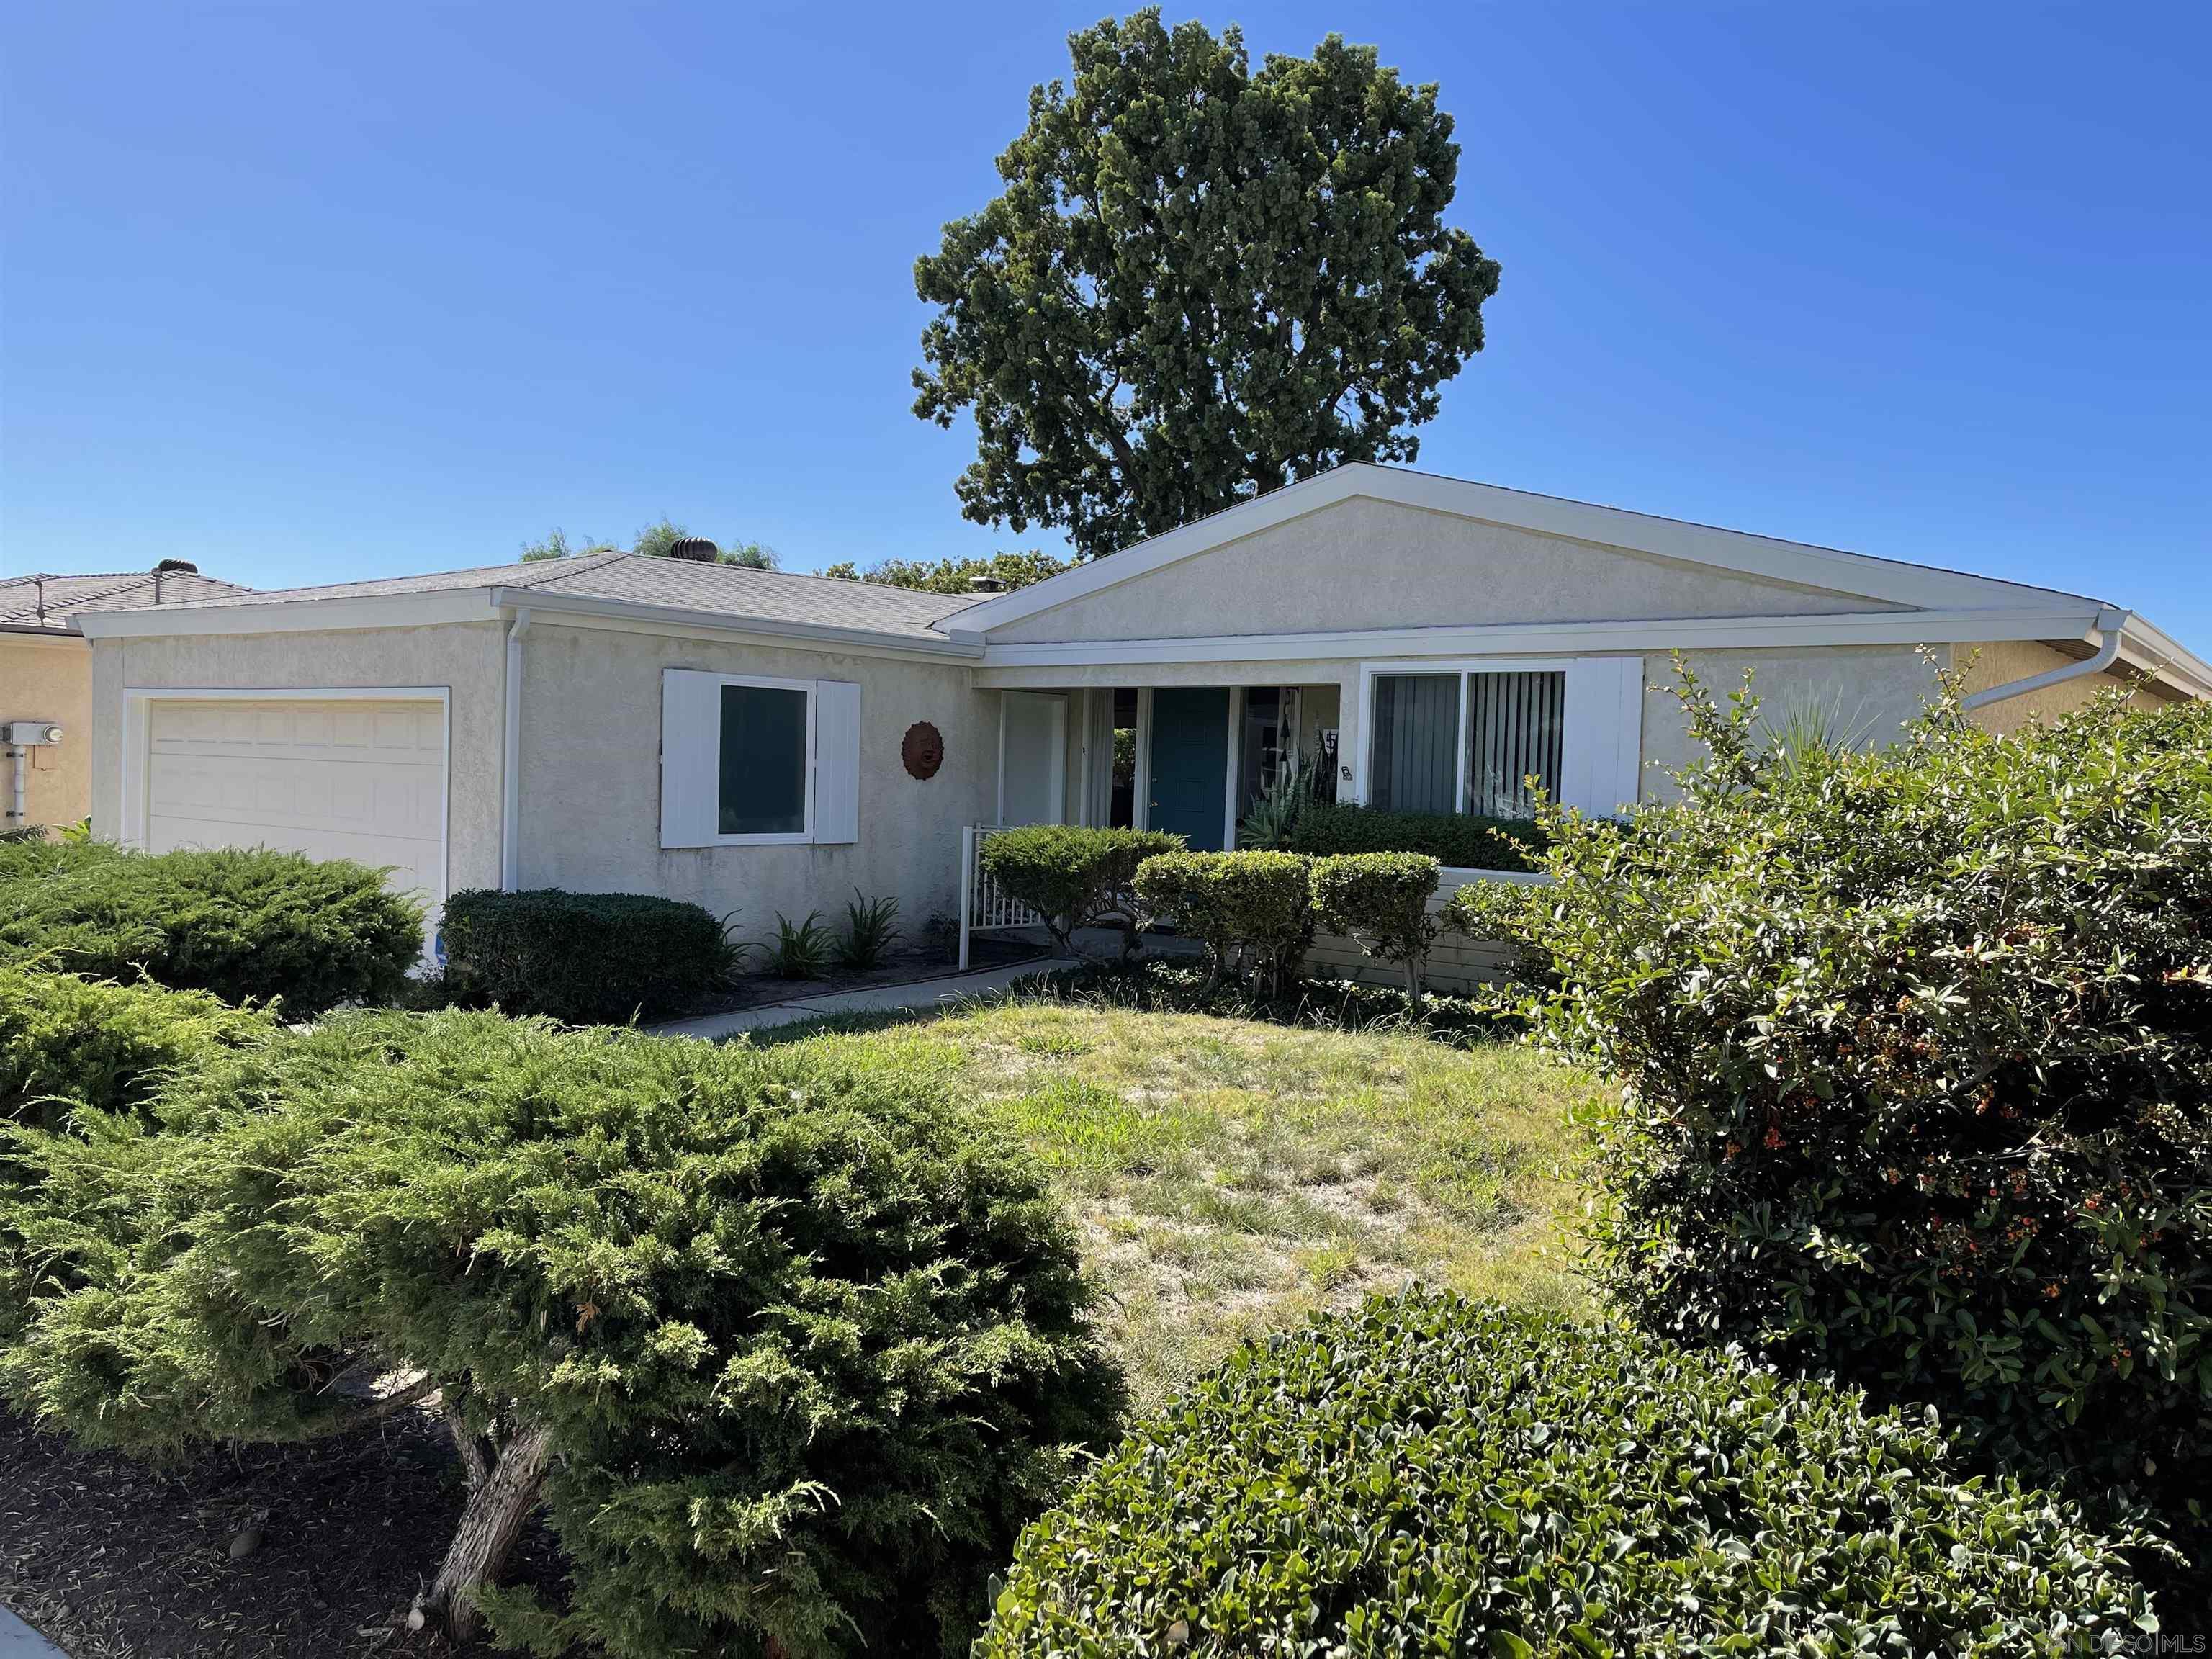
[958,824,1041,971]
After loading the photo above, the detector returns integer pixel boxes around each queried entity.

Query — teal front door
[1148,687,1230,850]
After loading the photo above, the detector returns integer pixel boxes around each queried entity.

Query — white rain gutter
[1961,606,2130,713]
[500,608,531,889]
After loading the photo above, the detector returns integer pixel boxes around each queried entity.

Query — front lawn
[788,998,1601,1408]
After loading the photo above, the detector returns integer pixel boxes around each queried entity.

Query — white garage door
[145,698,446,908]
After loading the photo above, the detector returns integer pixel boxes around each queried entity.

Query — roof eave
[487,587,983,660]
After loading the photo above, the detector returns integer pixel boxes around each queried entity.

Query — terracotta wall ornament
[902,721,945,781]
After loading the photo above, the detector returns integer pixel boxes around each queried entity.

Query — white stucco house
[72,464,2210,957]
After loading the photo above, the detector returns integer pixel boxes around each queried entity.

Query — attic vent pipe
[668,537,720,563]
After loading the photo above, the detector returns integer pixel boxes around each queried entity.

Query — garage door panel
[144,698,446,910]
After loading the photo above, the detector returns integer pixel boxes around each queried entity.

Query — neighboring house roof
[0,567,252,635]
[107,551,984,648]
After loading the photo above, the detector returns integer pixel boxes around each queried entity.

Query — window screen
[1369,675,1460,814]
[1467,670,1565,819]
[717,683,808,836]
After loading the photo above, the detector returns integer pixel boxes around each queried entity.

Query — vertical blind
[1370,675,1460,813]
[1370,670,1565,819]
[1467,670,1565,817]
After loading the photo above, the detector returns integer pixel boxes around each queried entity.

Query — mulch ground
[0,1409,565,1658]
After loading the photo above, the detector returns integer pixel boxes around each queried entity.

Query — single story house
[1,563,248,832]
[72,464,2208,957]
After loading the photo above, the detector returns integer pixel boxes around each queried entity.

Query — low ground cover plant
[981,1291,2157,1655]
[979,826,1180,958]
[1496,662,2212,1586]
[440,887,734,1022]
[1309,850,1442,994]
[1288,801,1547,871]
[0,1007,1118,1655]
[0,965,272,1130]
[1032,957,1509,1047]
[0,840,421,1014]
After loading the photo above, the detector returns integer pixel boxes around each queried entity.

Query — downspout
[1961,607,2131,714]
[500,608,531,890]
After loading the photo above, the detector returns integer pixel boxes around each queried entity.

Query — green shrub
[982,1291,2155,1655]
[1288,801,1547,871]
[0,965,272,1130]
[1440,876,1559,990]
[1501,664,2212,1582]
[763,909,835,979]
[1,1007,1119,1653]
[836,891,902,969]
[1309,851,1441,994]
[1132,850,1313,991]
[440,888,733,1022]
[979,826,1182,958]
[0,841,421,1014]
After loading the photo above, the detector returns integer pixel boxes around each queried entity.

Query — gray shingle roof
[0,570,253,632]
[122,552,982,642]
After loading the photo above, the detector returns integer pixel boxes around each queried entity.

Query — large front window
[1368,669,1565,819]
[718,682,809,837]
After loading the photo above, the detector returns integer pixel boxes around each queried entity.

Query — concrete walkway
[0,1608,64,1658]
[651,956,1076,1040]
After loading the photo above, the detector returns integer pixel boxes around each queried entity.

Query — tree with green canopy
[521,518,777,567]
[912,10,1501,559]
[822,549,1073,593]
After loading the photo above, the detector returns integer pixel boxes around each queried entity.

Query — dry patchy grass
[782,999,1601,1410]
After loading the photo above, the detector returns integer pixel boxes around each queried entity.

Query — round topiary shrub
[439,886,736,1022]
[979,826,1182,957]
[1,1008,1121,1655]
[981,1292,2157,1655]
[1132,850,1313,992]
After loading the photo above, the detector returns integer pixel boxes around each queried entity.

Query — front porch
[994,681,1345,848]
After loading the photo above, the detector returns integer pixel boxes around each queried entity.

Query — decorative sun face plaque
[902,721,945,781]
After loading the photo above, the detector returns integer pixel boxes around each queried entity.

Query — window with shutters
[718,683,809,837]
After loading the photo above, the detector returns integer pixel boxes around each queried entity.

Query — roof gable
[953,463,2100,639]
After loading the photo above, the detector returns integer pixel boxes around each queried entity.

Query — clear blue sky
[4,4,2206,649]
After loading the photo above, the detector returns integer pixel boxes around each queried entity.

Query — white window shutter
[660,669,721,848]
[1561,657,1647,817]
[812,679,861,844]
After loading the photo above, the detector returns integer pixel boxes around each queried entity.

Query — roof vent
[968,574,1007,593]
[668,537,721,563]
[153,559,198,575]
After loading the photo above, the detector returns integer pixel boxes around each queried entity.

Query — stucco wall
[87,623,508,892]
[1638,645,1943,801]
[992,498,1911,645]
[0,634,93,827]
[513,621,997,941]
[1954,639,2177,736]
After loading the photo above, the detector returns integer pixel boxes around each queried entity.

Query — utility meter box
[2,722,63,745]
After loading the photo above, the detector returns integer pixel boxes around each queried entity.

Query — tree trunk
[413,1420,553,1642]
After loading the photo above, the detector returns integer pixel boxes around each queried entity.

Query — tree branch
[296,1373,440,1442]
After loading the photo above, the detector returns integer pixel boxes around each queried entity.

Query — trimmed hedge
[439,888,733,1023]
[982,1292,2155,1655]
[1,1007,1120,1654]
[1288,801,1547,871]
[0,965,272,1130]
[0,840,421,1015]
[979,826,1182,956]
[1131,850,1312,989]
[1309,851,1441,994]
[1500,669,2212,1586]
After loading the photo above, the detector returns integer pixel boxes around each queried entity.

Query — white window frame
[698,672,819,847]
[1354,658,1585,814]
